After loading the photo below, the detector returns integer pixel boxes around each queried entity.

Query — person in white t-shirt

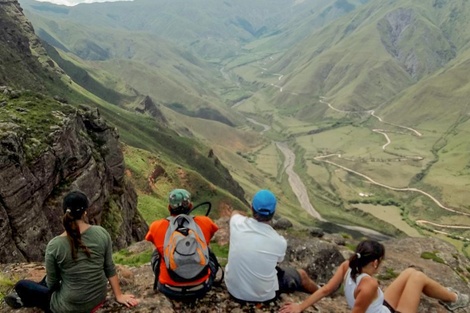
[224,189,319,303]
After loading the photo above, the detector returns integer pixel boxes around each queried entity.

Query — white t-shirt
[225,214,287,302]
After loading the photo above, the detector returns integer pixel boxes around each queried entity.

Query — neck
[361,264,376,276]
[76,219,90,231]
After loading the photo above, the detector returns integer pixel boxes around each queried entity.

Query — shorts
[383,300,397,313]
[276,266,302,293]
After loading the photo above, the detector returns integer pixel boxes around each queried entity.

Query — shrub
[420,251,445,264]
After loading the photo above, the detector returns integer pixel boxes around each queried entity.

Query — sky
[35,0,133,6]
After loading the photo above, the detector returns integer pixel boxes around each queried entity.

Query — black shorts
[229,266,302,305]
[276,266,302,293]
[384,300,397,313]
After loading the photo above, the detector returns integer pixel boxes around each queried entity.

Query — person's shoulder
[230,212,247,223]
[47,235,66,247]
[194,215,215,223]
[230,210,247,218]
[46,235,68,253]
[149,218,169,229]
[194,215,217,228]
[359,274,379,289]
[86,225,114,240]
[272,229,287,243]
[150,218,169,225]
[89,225,108,234]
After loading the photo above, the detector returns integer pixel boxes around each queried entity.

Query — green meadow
[354,203,422,237]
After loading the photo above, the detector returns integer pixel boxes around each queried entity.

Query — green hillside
[379,47,470,211]
[18,5,243,125]
[224,0,470,248]
[13,0,470,251]
[0,0,254,219]
[19,0,366,59]
[233,0,470,119]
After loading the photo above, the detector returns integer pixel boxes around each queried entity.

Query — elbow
[47,281,60,292]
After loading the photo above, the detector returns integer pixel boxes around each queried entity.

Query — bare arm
[351,276,377,313]
[280,261,350,313]
[108,275,138,308]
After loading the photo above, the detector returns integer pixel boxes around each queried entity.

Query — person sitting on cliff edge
[224,189,320,304]
[145,188,221,300]
[280,239,470,313]
[4,190,138,313]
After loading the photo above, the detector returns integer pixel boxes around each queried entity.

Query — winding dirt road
[318,98,470,239]
[238,68,468,239]
[246,117,271,134]
[275,142,390,240]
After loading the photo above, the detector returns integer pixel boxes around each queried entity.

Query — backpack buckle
[177,227,189,236]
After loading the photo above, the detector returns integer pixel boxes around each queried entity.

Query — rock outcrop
[377,7,456,79]
[2,223,470,313]
[134,95,167,125]
[0,91,148,263]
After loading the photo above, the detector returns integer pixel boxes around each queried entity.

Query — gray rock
[273,217,293,230]
[308,227,325,238]
[324,233,346,246]
[1,237,470,313]
[284,238,345,284]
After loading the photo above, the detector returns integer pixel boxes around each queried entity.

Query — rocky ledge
[1,232,469,313]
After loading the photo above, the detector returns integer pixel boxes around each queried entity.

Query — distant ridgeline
[0,88,148,263]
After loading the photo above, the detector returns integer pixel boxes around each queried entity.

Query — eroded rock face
[0,105,148,263]
[377,7,456,79]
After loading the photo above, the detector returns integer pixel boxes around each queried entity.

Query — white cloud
[35,0,133,6]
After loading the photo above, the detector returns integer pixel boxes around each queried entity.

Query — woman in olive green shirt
[6,191,138,312]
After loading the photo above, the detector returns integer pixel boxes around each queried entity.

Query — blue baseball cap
[252,189,277,215]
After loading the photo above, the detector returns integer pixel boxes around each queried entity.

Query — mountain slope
[18,2,244,125]
[0,0,255,263]
[13,0,470,248]
[220,0,470,247]
[17,0,373,125]
[19,0,365,59]
[256,0,467,117]
[0,0,65,92]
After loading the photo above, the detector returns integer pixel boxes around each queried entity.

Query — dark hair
[252,209,274,222]
[169,204,193,216]
[348,240,385,281]
[62,190,91,260]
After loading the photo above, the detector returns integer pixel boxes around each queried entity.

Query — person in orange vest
[146,188,221,300]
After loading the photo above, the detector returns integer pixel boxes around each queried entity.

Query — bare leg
[297,269,319,293]
[383,268,417,309]
[384,268,457,313]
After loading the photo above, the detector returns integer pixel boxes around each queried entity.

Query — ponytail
[62,191,91,260]
[349,240,385,281]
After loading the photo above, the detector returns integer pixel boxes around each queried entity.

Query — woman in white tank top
[344,267,391,313]
[280,240,469,313]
